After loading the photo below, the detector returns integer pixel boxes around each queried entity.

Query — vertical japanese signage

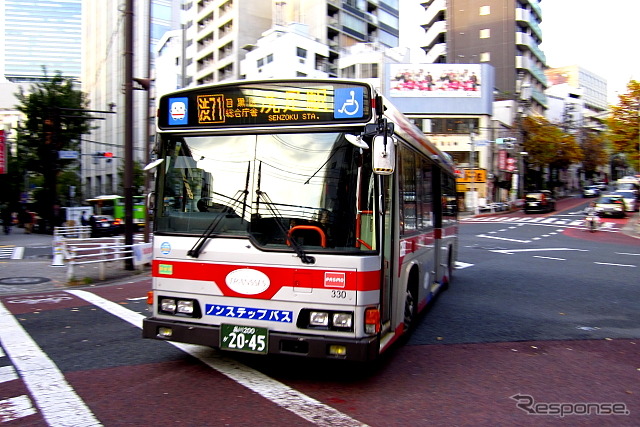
[0,130,6,174]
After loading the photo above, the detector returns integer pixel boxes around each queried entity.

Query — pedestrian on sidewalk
[2,206,13,235]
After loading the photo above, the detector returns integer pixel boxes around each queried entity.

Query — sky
[540,0,640,103]
[399,1,640,104]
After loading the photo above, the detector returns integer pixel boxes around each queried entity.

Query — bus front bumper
[142,317,380,362]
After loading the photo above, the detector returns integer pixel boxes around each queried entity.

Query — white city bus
[142,79,458,361]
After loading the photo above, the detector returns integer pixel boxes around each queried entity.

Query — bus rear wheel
[403,286,417,333]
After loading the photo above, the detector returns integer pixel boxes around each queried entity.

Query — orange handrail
[287,225,327,248]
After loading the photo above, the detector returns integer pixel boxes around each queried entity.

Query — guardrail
[54,225,91,239]
[66,242,145,281]
[51,227,151,282]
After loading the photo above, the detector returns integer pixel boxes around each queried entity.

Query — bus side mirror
[372,135,396,175]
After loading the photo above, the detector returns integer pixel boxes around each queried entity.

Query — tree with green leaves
[606,80,640,172]
[13,69,92,230]
[522,115,583,190]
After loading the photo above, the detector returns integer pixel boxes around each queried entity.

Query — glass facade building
[2,0,82,82]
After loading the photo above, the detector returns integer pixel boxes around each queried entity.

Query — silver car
[582,185,600,198]
[612,190,638,212]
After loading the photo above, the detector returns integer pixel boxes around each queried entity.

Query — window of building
[341,64,356,78]
[342,13,367,34]
[378,9,399,28]
[296,71,307,77]
[266,53,273,63]
[361,63,378,78]
[479,5,490,15]
[479,52,490,62]
[377,30,398,47]
[424,118,479,134]
[296,47,307,58]
[479,28,490,38]
[257,58,264,67]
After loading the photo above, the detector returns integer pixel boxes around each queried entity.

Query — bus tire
[403,271,419,334]
[442,250,454,290]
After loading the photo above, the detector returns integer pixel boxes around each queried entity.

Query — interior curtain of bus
[155,132,376,253]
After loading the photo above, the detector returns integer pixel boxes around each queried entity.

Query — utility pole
[124,0,134,270]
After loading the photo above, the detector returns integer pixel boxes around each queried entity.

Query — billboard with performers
[389,64,481,98]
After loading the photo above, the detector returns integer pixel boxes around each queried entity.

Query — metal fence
[52,226,150,282]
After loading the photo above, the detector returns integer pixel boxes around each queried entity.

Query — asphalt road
[1,197,639,426]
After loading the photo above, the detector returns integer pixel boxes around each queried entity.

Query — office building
[183,0,400,85]
[1,0,82,83]
[419,0,547,112]
[81,0,179,197]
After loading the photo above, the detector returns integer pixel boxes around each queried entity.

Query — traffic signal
[95,152,114,162]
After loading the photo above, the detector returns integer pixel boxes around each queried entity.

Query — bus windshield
[155,131,376,253]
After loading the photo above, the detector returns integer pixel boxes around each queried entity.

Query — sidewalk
[0,230,151,295]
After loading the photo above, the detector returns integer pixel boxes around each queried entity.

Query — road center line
[0,301,101,427]
[67,290,369,427]
[532,256,566,261]
[594,262,636,268]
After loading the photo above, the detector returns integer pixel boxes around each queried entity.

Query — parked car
[582,185,600,198]
[524,190,556,213]
[611,190,638,212]
[594,194,626,218]
[89,215,119,237]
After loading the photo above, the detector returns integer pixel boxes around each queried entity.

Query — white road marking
[0,301,101,426]
[67,290,369,427]
[0,365,18,383]
[0,395,37,422]
[455,261,474,269]
[532,256,566,261]
[476,234,531,243]
[616,252,640,256]
[491,248,589,255]
[11,247,24,259]
[594,262,636,268]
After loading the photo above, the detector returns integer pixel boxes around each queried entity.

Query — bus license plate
[220,324,268,354]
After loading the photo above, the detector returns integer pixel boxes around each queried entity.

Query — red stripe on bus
[152,260,381,299]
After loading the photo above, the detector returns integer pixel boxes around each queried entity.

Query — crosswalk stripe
[0,395,37,423]
[0,301,101,426]
[0,365,19,383]
[68,289,370,427]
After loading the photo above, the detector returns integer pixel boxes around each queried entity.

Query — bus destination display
[159,82,371,129]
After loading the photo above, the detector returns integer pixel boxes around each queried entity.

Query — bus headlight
[160,298,176,314]
[299,309,354,331]
[158,296,201,318]
[310,311,329,326]
[177,300,194,314]
[332,313,353,329]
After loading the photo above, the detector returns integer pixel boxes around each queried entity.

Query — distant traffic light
[95,152,114,163]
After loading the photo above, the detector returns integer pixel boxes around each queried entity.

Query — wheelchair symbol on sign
[338,90,359,116]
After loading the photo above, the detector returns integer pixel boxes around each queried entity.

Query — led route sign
[158,81,371,129]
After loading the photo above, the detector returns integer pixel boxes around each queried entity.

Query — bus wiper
[256,190,316,265]
[188,164,251,258]
[186,191,248,258]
